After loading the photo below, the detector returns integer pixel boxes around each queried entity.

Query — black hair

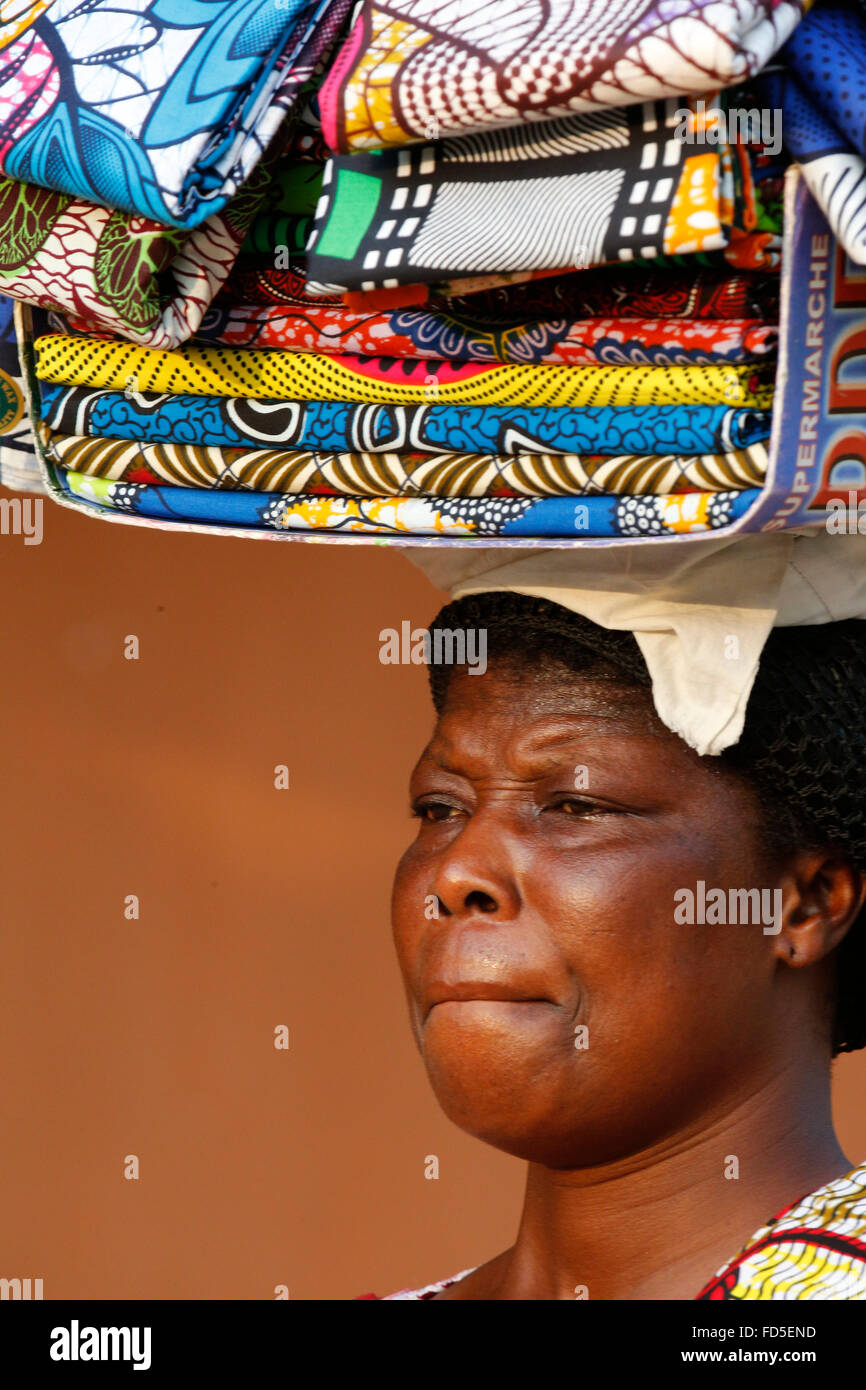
[427,591,866,1056]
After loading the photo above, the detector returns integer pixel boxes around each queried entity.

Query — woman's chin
[421,1006,587,1162]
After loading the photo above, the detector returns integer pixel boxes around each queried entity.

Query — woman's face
[392,655,802,1169]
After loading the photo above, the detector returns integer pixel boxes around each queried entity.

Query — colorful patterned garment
[54,467,759,536]
[370,1269,475,1300]
[698,1163,866,1299]
[318,0,811,153]
[0,0,351,228]
[38,386,772,457]
[33,337,775,407]
[0,153,272,350]
[40,426,768,496]
[0,291,40,487]
[368,1162,866,1299]
[758,4,866,264]
[222,257,781,321]
[305,95,766,292]
[196,301,778,366]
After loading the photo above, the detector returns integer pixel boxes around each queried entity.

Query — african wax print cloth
[317,0,811,153]
[37,385,771,457]
[697,1162,866,1299]
[196,300,778,365]
[333,230,785,304]
[0,291,38,485]
[222,257,780,321]
[0,0,351,228]
[758,3,866,264]
[0,156,271,350]
[305,95,765,292]
[33,336,775,407]
[55,466,759,535]
[40,425,768,496]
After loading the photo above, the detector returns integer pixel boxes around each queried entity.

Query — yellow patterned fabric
[697,1163,866,1300]
[33,336,774,408]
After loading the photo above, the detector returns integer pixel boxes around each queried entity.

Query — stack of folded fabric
[4,0,843,542]
[0,0,352,478]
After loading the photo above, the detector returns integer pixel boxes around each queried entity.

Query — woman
[372,592,866,1300]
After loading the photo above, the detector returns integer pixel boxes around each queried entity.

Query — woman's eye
[412,801,462,822]
[549,797,606,817]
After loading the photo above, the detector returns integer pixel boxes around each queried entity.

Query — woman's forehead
[437,656,659,731]
[422,668,694,782]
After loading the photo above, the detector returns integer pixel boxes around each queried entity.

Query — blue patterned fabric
[783,2,866,157]
[762,1,866,262]
[36,385,771,456]
[0,0,345,227]
[56,466,759,537]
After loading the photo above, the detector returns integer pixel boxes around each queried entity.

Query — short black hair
[427,591,866,1056]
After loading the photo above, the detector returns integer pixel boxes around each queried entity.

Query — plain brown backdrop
[1,485,864,1300]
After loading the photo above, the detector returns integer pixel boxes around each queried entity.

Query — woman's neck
[444,1058,850,1300]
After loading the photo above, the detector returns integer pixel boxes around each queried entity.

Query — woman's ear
[771,851,866,968]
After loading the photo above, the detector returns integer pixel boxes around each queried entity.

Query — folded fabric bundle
[0,0,351,227]
[222,256,780,320]
[305,95,765,292]
[40,426,767,496]
[38,386,771,456]
[0,156,272,349]
[33,337,774,406]
[196,300,778,365]
[759,2,866,263]
[0,292,34,483]
[333,238,784,306]
[57,467,759,536]
[318,0,810,153]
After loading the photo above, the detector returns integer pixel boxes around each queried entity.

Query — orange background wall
[0,486,863,1299]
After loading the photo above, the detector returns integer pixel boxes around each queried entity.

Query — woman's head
[391,594,866,1169]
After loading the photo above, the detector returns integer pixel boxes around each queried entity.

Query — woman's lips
[424,980,553,1020]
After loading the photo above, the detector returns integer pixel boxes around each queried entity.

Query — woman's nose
[430,822,520,920]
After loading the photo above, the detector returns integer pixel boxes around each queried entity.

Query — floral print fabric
[197,299,778,366]
[0,0,351,227]
[0,156,271,349]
